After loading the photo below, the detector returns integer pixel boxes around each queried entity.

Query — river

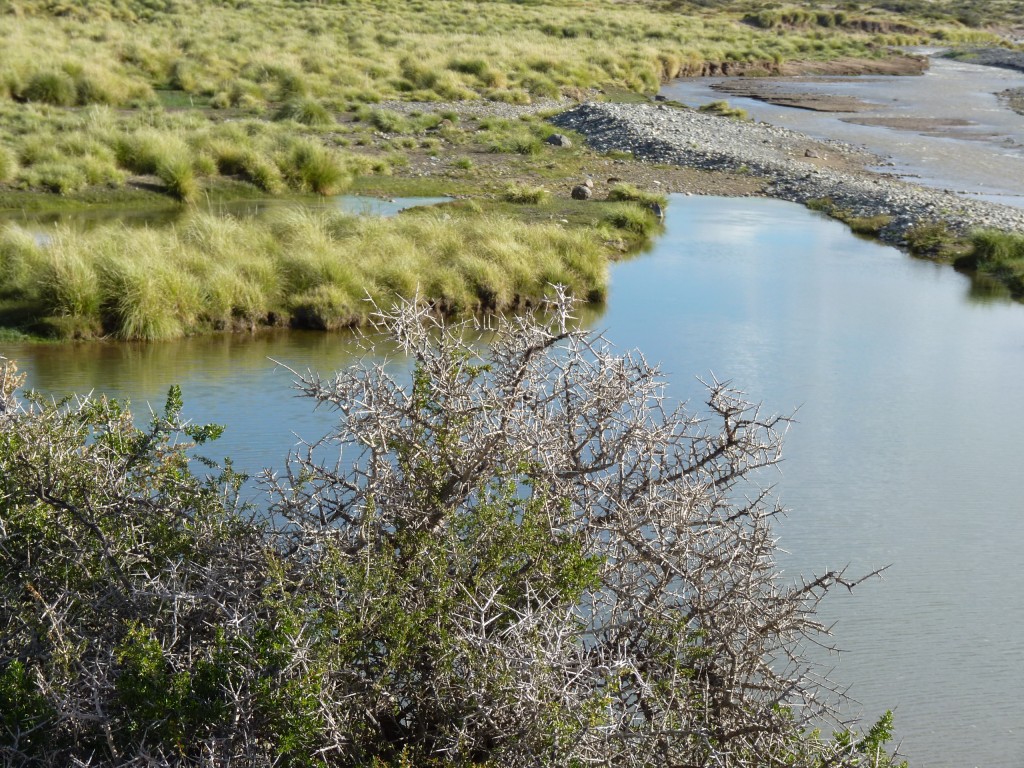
[4,195,1023,767]
[662,53,1024,209]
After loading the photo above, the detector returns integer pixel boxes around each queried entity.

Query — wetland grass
[960,230,1024,297]
[0,210,607,340]
[0,0,1001,206]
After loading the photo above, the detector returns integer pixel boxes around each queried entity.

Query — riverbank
[551,101,1024,246]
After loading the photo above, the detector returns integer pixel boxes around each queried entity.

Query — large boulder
[571,184,592,200]
[546,133,573,148]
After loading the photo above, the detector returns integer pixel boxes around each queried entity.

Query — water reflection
[0,195,453,235]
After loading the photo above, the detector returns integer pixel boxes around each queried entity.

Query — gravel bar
[551,102,1024,244]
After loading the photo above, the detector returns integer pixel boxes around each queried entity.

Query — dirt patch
[999,87,1024,116]
[709,79,873,112]
[841,116,974,132]
[382,148,767,200]
[779,54,928,77]
[701,55,927,113]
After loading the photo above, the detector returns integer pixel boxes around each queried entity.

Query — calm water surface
[0,194,452,233]
[663,54,1024,207]
[4,196,1024,767]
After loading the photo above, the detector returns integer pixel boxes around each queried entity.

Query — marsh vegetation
[0,0,1017,341]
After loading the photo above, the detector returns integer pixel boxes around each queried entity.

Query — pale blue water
[5,196,1024,767]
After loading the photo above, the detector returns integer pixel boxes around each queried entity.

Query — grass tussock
[274,98,334,127]
[846,214,893,236]
[959,229,1024,297]
[501,184,551,204]
[601,202,661,237]
[904,219,958,256]
[0,211,607,340]
[698,100,750,120]
[607,183,668,208]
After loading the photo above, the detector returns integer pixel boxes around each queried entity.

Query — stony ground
[549,101,1024,245]
[378,87,1024,249]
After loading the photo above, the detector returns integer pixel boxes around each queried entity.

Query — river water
[4,195,1023,767]
[662,54,1024,208]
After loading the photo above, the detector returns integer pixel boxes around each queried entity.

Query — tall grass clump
[36,230,103,323]
[113,130,188,176]
[0,147,19,183]
[963,229,1024,296]
[274,98,334,127]
[0,226,44,301]
[607,182,667,207]
[156,153,198,202]
[601,202,660,236]
[698,100,749,120]
[501,184,550,204]
[21,163,88,195]
[19,71,77,106]
[99,234,203,341]
[205,141,285,194]
[280,140,350,195]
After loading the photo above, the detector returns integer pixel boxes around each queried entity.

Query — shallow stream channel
[5,195,1024,767]
[663,52,1024,209]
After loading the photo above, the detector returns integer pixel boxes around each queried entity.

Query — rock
[571,185,593,200]
[584,178,594,189]
[546,133,573,148]
[548,101,1024,244]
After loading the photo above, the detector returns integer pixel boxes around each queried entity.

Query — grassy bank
[0,0,1002,203]
[955,230,1024,298]
[1,0,987,112]
[0,201,667,340]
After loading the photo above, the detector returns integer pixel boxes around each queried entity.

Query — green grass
[846,214,893,236]
[698,100,749,120]
[904,219,958,257]
[0,0,1005,209]
[501,184,551,204]
[958,229,1024,298]
[601,202,661,237]
[607,183,668,208]
[274,98,334,127]
[0,210,608,340]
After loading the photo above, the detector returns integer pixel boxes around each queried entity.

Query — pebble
[550,102,1024,243]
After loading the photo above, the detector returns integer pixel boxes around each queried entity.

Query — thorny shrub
[0,291,901,767]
